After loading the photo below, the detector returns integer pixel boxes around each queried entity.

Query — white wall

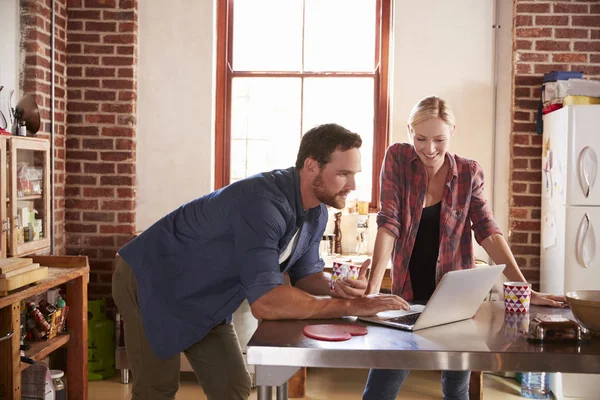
[136,0,215,230]
[0,0,20,122]
[135,0,513,244]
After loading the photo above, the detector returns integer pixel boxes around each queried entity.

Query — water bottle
[521,372,550,399]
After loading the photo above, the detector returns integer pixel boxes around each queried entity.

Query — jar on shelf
[50,369,66,400]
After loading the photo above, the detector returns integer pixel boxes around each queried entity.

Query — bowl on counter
[565,290,600,335]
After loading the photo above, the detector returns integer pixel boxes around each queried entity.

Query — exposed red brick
[535,15,568,26]
[510,208,529,219]
[82,138,114,149]
[86,21,117,31]
[591,54,600,64]
[511,245,540,256]
[515,40,533,50]
[85,66,116,77]
[118,212,134,223]
[519,53,548,62]
[555,28,589,39]
[516,15,533,27]
[84,44,115,54]
[100,151,131,161]
[117,188,134,198]
[66,199,99,210]
[552,53,587,63]
[573,41,600,52]
[516,3,550,14]
[68,9,101,19]
[83,212,116,222]
[513,134,530,145]
[514,87,531,98]
[68,126,100,136]
[513,183,527,193]
[511,220,540,231]
[514,111,532,121]
[117,164,134,174]
[572,16,600,28]
[85,114,116,124]
[553,3,589,14]
[591,30,600,40]
[85,90,116,101]
[512,171,541,182]
[85,0,117,7]
[516,28,552,38]
[534,63,568,74]
[84,162,116,174]
[103,10,135,20]
[517,63,531,74]
[83,187,115,197]
[510,232,529,243]
[101,176,133,186]
[512,159,529,169]
[65,223,98,233]
[572,64,600,75]
[514,123,537,133]
[102,127,134,137]
[535,40,570,51]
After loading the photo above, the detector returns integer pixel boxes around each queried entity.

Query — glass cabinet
[1,136,51,257]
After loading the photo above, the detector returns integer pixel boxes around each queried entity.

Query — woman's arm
[481,231,565,307]
[366,227,396,294]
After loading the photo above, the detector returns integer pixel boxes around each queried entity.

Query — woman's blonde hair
[408,96,456,130]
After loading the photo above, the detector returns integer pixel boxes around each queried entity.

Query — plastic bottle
[50,369,66,400]
[521,372,550,399]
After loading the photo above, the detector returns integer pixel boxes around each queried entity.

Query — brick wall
[511,0,600,289]
[64,0,137,299]
[20,0,68,255]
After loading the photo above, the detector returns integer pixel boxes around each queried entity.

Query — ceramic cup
[504,281,532,313]
[330,261,360,290]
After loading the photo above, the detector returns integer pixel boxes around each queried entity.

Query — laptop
[358,265,505,331]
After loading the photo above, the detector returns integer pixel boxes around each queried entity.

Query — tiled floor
[89,368,525,399]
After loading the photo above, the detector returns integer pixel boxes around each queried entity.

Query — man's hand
[347,293,410,316]
[331,259,371,299]
[531,291,567,307]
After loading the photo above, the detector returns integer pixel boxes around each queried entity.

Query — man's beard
[312,173,348,209]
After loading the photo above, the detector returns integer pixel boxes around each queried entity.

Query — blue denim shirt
[118,167,327,359]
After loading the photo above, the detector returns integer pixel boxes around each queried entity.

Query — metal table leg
[257,385,273,400]
[276,382,288,400]
[120,369,130,384]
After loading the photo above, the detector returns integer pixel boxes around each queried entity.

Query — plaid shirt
[377,143,502,301]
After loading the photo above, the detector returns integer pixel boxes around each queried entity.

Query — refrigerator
[540,105,600,399]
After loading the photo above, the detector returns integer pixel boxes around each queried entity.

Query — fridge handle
[578,146,597,198]
[576,213,595,268]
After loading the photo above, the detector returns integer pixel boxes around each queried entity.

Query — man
[113,123,408,400]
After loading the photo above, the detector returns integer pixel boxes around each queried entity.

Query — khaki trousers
[112,256,251,400]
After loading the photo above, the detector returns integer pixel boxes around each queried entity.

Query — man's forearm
[294,272,332,296]
[250,285,349,320]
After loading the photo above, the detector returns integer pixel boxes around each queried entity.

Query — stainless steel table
[246,301,600,399]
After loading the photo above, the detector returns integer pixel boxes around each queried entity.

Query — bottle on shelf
[521,371,551,399]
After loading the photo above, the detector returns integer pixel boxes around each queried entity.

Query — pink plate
[303,324,368,342]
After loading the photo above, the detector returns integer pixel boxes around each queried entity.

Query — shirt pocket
[444,207,467,237]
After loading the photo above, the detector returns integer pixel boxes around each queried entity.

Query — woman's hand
[331,259,371,299]
[531,291,567,307]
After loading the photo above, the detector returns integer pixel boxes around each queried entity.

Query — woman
[362,96,565,400]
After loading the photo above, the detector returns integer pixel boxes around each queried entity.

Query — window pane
[302,77,374,201]
[304,0,376,72]
[232,0,303,71]
[230,78,302,181]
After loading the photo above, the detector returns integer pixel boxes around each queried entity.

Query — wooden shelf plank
[17,194,43,201]
[0,264,88,310]
[20,333,71,372]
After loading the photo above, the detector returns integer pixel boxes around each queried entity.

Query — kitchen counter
[247,302,600,399]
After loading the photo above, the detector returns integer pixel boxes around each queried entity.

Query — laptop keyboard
[387,312,421,326]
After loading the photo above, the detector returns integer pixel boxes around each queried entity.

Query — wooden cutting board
[0,266,48,295]
[0,258,34,274]
[0,263,40,279]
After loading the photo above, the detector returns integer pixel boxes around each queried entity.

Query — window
[215,0,392,208]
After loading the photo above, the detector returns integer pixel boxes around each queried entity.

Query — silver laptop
[359,265,505,331]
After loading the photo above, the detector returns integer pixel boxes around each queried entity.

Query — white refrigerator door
[564,206,600,292]
[566,105,600,206]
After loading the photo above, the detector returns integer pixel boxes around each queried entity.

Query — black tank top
[408,201,441,301]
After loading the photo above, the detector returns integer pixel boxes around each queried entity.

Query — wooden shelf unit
[0,256,89,400]
[0,136,51,258]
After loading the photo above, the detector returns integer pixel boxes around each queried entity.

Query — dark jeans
[363,369,471,400]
